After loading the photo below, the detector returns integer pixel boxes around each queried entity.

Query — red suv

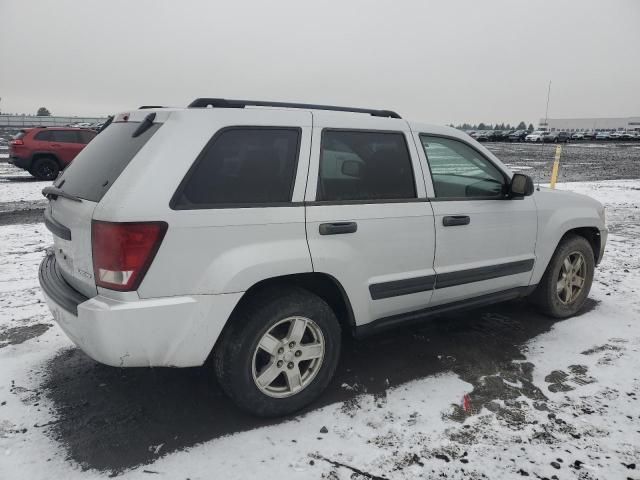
[8,127,97,180]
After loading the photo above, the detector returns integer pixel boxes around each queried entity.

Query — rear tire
[214,286,341,417]
[31,156,60,181]
[529,234,595,318]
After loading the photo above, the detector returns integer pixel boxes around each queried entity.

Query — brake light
[10,139,24,146]
[92,221,167,291]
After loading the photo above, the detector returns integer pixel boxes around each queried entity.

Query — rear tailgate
[45,198,99,297]
[43,111,166,297]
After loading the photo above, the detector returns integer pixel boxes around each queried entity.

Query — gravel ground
[485,141,640,183]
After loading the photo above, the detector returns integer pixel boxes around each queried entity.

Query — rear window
[57,122,161,202]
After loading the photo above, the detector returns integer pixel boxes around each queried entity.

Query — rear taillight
[10,139,24,146]
[92,221,167,291]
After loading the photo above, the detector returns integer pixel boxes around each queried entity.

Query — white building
[0,114,106,128]
[538,116,640,132]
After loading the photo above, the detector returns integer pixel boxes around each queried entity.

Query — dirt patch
[0,205,45,226]
[0,323,51,348]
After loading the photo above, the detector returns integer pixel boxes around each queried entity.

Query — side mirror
[510,173,534,197]
[341,160,363,178]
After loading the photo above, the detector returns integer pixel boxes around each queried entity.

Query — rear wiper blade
[42,186,82,202]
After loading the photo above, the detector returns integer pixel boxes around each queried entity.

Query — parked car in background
[543,131,571,143]
[571,132,585,140]
[617,132,634,140]
[475,130,494,142]
[8,127,97,180]
[38,99,607,417]
[525,131,546,142]
[595,132,611,141]
[508,130,528,142]
[582,131,596,140]
[491,130,512,141]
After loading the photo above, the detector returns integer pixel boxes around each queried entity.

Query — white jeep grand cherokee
[39,98,607,417]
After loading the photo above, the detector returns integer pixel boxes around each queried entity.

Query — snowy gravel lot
[0,155,639,478]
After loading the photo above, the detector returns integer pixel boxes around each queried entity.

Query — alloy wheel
[251,316,325,398]
[556,251,587,304]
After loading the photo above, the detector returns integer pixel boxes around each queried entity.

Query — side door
[305,113,436,327]
[414,132,537,306]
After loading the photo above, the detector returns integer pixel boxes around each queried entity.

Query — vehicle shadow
[0,175,41,182]
[41,298,596,474]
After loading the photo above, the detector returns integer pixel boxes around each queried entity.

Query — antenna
[544,80,552,128]
[537,80,552,191]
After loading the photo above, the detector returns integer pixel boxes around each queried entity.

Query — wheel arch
[215,272,356,349]
[532,225,602,285]
[31,151,62,166]
[561,226,601,264]
[207,272,356,366]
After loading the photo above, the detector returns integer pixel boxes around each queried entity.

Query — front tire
[31,156,60,181]
[530,234,595,318]
[214,286,341,417]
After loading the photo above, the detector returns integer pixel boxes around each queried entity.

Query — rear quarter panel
[93,109,314,298]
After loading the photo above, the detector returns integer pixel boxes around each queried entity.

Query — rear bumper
[8,156,31,169]
[39,252,243,367]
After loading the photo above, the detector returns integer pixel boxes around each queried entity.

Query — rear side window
[317,130,416,201]
[57,122,161,202]
[50,130,80,143]
[78,130,97,144]
[13,131,27,140]
[35,131,52,141]
[172,127,301,209]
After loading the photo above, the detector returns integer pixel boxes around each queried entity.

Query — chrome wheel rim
[557,251,587,304]
[251,316,325,398]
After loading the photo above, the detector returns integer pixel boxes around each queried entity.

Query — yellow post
[550,145,562,189]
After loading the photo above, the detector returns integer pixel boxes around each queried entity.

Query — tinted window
[318,130,415,201]
[78,130,96,144]
[13,131,27,140]
[174,128,300,208]
[35,130,52,141]
[50,130,80,143]
[57,122,162,202]
[420,135,505,198]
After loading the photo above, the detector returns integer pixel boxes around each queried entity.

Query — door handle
[319,222,358,235]
[443,215,470,227]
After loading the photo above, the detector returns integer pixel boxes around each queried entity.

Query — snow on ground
[0,179,639,479]
[0,162,47,204]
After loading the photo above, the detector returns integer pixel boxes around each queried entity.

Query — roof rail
[187,98,402,119]
[139,105,165,109]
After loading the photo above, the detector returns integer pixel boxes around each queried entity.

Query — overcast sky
[1,0,639,125]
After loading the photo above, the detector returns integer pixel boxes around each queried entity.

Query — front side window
[174,127,300,208]
[317,130,416,201]
[420,135,505,199]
